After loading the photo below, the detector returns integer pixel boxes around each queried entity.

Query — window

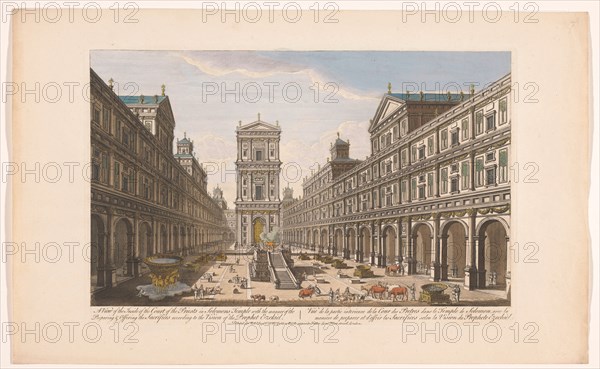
[114,162,120,190]
[255,150,263,161]
[427,173,434,197]
[92,162,99,181]
[486,167,497,186]
[486,114,496,131]
[411,178,417,200]
[255,185,264,199]
[93,108,100,124]
[441,168,448,194]
[411,146,417,162]
[401,150,407,166]
[401,119,408,135]
[243,149,247,157]
[476,158,484,186]
[122,171,129,193]
[427,136,434,155]
[476,110,484,134]
[401,180,407,201]
[143,178,150,199]
[393,126,399,139]
[451,177,459,193]
[461,161,470,189]
[441,130,448,149]
[102,107,110,130]
[499,149,508,183]
[101,153,108,184]
[486,152,496,162]
[418,146,426,160]
[418,185,426,199]
[461,118,469,139]
[499,98,508,124]
[451,130,459,146]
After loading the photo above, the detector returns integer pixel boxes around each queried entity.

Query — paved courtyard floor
[93,244,509,307]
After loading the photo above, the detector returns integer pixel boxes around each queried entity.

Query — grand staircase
[269,251,299,289]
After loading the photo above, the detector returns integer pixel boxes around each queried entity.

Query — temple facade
[234,116,282,246]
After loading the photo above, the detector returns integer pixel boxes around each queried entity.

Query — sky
[91,51,511,205]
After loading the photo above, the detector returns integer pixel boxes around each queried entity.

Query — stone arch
[441,220,468,280]
[478,218,508,288]
[113,217,133,277]
[413,222,432,274]
[360,226,372,262]
[382,225,397,266]
[334,228,343,255]
[138,221,153,260]
[347,227,357,259]
[320,229,329,253]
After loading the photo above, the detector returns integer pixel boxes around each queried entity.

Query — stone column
[432,216,441,281]
[104,209,117,287]
[395,218,402,263]
[126,214,140,277]
[370,221,376,265]
[464,210,478,290]
[378,228,385,268]
[406,218,416,274]
[343,229,349,259]
[355,226,361,262]
[96,229,107,287]
[476,235,487,288]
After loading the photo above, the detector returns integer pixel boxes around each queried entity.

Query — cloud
[176,52,378,102]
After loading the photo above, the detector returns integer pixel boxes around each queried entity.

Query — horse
[298,286,316,299]
[370,284,388,299]
[386,264,402,275]
[389,286,408,301]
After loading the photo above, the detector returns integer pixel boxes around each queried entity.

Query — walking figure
[192,283,199,300]
[452,284,461,303]
[408,283,416,301]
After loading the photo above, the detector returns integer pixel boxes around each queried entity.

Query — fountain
[136,254,191,301]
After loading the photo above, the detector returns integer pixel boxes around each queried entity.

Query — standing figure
[408,283,416,301]
[328,288,335,304]
[192,283,199,300]
[199,284,204,300]
[452,284,461,303]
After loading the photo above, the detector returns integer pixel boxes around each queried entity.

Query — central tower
[234,114,282,246]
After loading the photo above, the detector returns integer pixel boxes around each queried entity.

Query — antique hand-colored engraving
[90,51,511,306]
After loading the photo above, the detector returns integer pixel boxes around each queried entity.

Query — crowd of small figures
[149,269,180,288]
